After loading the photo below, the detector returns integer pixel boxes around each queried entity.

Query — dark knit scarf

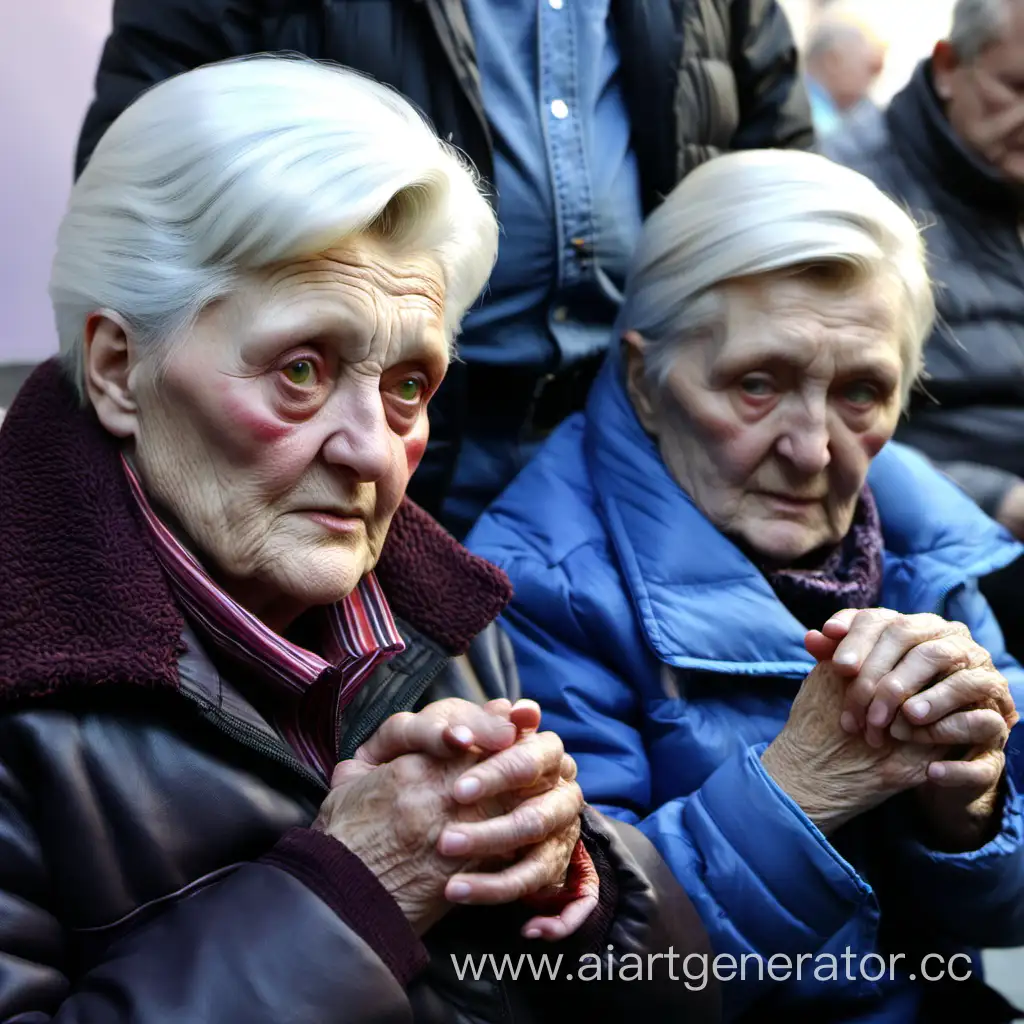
[757,488,885,631]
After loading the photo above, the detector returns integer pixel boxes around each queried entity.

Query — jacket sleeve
[0,746,426,1022]
[497,555,877,1021]
[76,0,262,176]
[729,0,815,152]
[872,581,1024,949]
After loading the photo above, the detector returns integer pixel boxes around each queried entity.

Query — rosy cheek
[219,385,294,446]
[861,428,891,460]
[404,434,428,477]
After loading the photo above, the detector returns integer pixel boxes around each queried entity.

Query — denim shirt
[460,0,643,370]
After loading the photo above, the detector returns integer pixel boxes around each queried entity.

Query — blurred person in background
[470,150,1024,1023]
[825,0,1024,662]
[804,5,887,138]
[75,0,814,538]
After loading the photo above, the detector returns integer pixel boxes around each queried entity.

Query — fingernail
[833,651,857,666]
[454,777,482,800]
[524,928,542,940]
[440,831,469,856]
[929,763,946,780]
[840,711,858,733]
[451,726,474,745]
[906,699,930,720]
[890,718,911,741]
[447,881,472,901]
[868,703,889,726]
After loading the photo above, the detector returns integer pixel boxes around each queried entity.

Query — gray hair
[806,16,875,63]
[617,149,934,407]
[950,0,1017,62]
[51,56,499,400]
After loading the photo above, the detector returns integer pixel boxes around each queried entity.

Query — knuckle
[878,673,909,701]
[517,805,552,842]
[925,637,967,669]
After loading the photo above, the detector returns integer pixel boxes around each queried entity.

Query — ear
[84,311,141,439]
[622,330,660,436]
[931,41,959,101]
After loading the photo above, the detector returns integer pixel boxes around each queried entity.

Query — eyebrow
[710,343,902,387]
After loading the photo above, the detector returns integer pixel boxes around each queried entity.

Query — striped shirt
[122,457,405,782]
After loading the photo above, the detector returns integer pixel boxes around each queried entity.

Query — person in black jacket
[824,0,1024,661]
[76,0,813,537]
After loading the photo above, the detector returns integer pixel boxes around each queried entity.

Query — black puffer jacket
[75,0,813,516]
[825,61,1024,516]
[0,362,720,1023]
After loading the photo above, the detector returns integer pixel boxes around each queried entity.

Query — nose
[319,380,393,483]
[775,400,832,475]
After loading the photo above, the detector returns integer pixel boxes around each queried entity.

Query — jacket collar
[888,59,1021,215]
[0,360,511,706]
[583,351,1022,676]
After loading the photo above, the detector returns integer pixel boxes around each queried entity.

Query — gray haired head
[52,56,499,401]
[950,0,1017,63]
[616,149,934,407]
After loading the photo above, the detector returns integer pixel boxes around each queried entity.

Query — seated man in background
[470,150,1024,1022]
[75,0,814,536]
[825,0,1024,661]
[803,5,886,139]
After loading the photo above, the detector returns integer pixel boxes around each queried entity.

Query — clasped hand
[763,608,1017,846]
[314,698,594,940]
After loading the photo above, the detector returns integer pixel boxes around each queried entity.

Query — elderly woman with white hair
[0,58,719,1023]
[470,150,1024,1022]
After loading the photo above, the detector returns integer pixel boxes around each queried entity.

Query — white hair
[617,149,934,407]
[51,56,499,400]
[806,17,875,63]
[949,0,1018,62]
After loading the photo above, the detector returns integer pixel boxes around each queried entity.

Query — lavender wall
[1,1,111,364]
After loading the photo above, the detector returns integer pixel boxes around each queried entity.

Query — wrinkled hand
[807,609,1017,846]
[314,747,491,936]
[441,722,591,942]
[761,659,943,835]
[321,698,587,939]
[996,482,1024,540]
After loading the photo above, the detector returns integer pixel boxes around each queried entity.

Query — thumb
[805,629,840,663]
[330,758,374,789]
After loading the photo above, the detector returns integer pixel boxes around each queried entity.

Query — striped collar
[121,456,405,705]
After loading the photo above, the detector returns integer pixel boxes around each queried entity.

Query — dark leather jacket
[0,361,720,1024]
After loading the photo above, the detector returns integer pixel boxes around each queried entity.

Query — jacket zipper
[177,655,450,784]
[338,656,448,761]
[176,686,327,792]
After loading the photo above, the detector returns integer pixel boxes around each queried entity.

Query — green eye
[395,378,423,402]
[843,382,878,405]
[282,359,315,386]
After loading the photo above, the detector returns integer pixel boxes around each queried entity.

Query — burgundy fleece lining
[0,359,512,704]
[263,827,429,987]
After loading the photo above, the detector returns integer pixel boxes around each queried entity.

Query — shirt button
[549,0,564,8]
[550,99,569,119]
[552,306,569,322]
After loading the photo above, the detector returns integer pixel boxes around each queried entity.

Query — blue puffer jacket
[469,358,1024,1023]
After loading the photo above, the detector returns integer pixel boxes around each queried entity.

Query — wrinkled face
[626,273,905,565]
[934,5,1024,185]
[128,239,448,628]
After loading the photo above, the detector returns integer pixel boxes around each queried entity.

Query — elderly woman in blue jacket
[469,150,1024,1022]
